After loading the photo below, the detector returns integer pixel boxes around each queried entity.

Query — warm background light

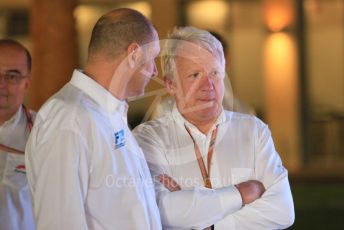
[263,32,300,171]
[263,0,294,32]
[118,1,151,19]
[186,0,229,32]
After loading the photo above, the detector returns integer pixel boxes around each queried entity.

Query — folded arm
[159,174,265,229]
[224,123,295,229]
[134,127,265,229]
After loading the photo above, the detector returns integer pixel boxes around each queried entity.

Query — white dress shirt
[133,105,294,230]
[25,70,162,230]
[0,106,35,230]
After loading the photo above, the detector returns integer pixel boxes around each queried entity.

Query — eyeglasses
[0,72,27,85]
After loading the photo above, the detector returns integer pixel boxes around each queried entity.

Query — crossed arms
[133,123,295,230]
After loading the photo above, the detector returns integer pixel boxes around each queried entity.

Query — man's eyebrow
[4,69,21,74]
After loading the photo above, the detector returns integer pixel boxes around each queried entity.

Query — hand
[235,180,265,205]
[159,174,181,192]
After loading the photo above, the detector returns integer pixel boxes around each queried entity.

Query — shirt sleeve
[228,121,295,230]
[133,125,243,230]
[26,128,89,230]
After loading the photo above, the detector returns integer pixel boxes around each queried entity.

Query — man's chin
[199,101,219,110]
[198,105,222,118]
[199,109,219,119]
[179,101,218,115]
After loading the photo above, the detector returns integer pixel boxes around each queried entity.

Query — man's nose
[200,73,214,90]
[152,62,158,78]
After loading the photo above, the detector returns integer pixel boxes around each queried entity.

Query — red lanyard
[185,124,218,189]
[22,104,33,132]
[0,105,33,155]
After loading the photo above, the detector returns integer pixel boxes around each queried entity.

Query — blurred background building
[1,0,343,229]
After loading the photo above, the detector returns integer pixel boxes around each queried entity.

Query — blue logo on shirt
[114,129,125,149]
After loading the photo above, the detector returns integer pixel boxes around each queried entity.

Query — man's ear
[127,43,142,69]
[164,77,176,96]
[23,74,31,91]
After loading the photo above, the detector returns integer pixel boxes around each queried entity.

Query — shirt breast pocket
[2,153,28,190]
[231,168,254,184]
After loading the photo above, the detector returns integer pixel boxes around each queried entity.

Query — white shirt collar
[0,106,22,129]
[69,69,128,116]
[171,103,226,136]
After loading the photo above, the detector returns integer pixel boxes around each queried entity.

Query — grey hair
[161,26,225,80]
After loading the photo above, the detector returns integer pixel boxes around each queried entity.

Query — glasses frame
[0,71,28,85]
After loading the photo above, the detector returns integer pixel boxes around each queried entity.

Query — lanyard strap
[184,124,218,189]
[22,104,33,132]
[0,105,33,155]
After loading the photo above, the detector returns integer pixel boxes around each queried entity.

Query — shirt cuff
[216,185,243,214]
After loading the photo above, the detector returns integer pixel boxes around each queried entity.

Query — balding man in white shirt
[25,8,161,229]
[133,26,294,230]
[0,39,35,230]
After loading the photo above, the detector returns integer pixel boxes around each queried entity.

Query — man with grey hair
[26,8,161,229]
[134,26,294,229]
[0,39,35,230]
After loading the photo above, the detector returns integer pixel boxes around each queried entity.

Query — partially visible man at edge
[134,26,295,229]
[25,8,162,229]
[0,39,35,230]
